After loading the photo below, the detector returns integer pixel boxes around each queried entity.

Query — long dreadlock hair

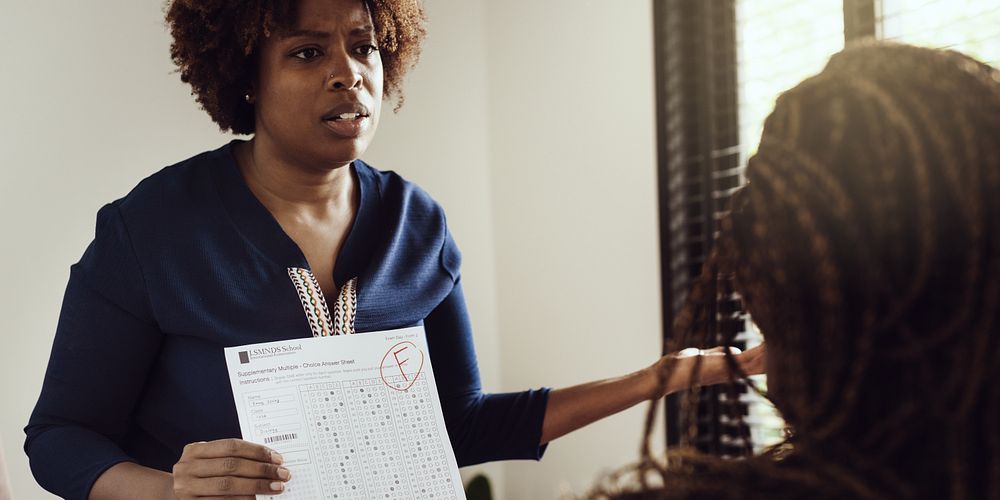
[588,41,1000,500]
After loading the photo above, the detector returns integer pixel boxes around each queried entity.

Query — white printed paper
[224,326,466,500]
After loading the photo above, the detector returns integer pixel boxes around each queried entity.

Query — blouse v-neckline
[211,139,380,303]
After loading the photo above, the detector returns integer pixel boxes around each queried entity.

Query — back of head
[592,42,1000,500]
[719,41,1000,498]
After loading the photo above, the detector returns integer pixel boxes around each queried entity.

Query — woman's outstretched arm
[539,344,767,444]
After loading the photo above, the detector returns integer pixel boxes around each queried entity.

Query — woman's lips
[322,116,368,138]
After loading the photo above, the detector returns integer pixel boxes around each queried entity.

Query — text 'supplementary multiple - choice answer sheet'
[224,326,466,500]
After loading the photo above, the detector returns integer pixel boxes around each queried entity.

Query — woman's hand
[171,439,290,499]
[644,343,767,400]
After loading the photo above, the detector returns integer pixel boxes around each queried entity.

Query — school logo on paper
[238,345,303,364]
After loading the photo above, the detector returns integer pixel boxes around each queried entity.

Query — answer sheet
[224,326,465,500]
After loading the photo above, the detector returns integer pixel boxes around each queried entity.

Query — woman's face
[253,0,383,168]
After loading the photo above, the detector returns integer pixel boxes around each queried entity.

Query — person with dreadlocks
[588,41,1000,500]
[23,1,765,499]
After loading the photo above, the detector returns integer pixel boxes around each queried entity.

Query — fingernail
[277,467,291,480]
[270,451,284,464]
[270,481,285,491]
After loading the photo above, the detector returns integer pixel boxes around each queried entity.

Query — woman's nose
[327,56,362,90]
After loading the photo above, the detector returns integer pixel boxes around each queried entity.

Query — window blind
[654,0,749,454]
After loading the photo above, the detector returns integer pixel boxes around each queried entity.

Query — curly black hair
[165,0,426,135]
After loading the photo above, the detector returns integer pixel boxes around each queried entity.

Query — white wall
[0,1,659,499]
[483,1,662,498]
[1,2,230,498]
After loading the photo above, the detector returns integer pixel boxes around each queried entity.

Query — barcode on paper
[263,433,298,444]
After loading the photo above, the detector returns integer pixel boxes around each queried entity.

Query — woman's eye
[292,48,322,60]
[356,44,379,56]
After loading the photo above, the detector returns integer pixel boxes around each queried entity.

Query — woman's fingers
[181,438,282,464]
[178,475,285,497]
[674,346,741,358]
[668,343,767,389]
[198,497,258,500]
[734,343,767,376]
[702,346,740,356]
[172,439,290,499]
[186,457,290,480]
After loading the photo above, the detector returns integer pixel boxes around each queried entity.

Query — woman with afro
[23,1,764,499]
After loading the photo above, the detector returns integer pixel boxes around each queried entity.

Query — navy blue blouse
[24,141,549,500]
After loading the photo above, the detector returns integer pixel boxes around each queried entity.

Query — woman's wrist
[162,474,178,500]
[640,360,672,400]
[88,462,175,500]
